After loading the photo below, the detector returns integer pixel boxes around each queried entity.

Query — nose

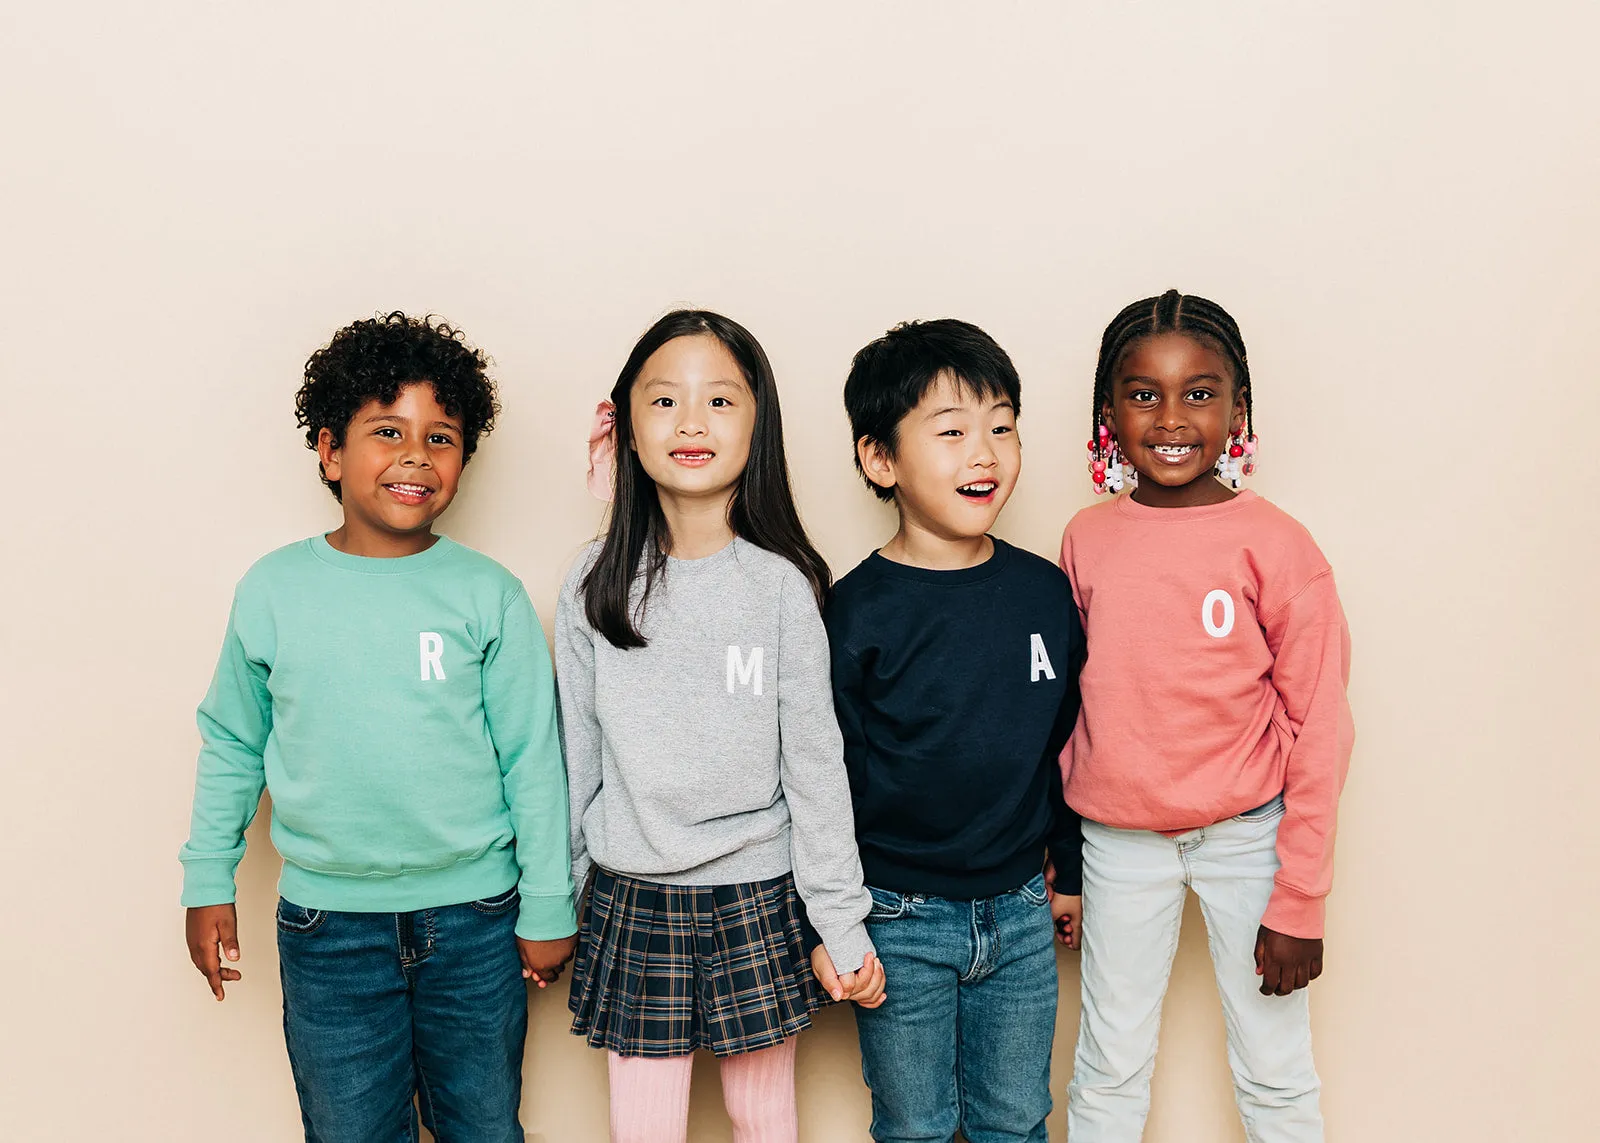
[1156,395,1187,432]
[400,438,432,468]
[676,409,707,437]
[971,432,998,467]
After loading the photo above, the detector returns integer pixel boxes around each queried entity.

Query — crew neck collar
[309,533,457,574]
[865,536,1012,585]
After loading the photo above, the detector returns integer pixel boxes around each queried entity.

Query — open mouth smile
[383,482,436,505]
[957,480,998,502]
[1148,444,1199,465]
[670,449,715,468]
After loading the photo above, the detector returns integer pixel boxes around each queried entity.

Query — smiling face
[861,373,1020,544]
[1106,332,1247,507]
[317,382,464,554]
[628,333,757,512]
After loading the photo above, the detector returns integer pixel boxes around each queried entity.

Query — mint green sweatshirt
[179,535,577,941]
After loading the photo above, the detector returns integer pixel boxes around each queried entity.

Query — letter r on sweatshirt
[727,645,763,695]
[420,632,446,681]
[1029,633,1057,681]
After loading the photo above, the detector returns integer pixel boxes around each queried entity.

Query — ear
[1230,385,1249,436]
[316,427,342,484]
[856,435,897,494]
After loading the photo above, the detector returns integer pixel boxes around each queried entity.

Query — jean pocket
[1014,873,1050,907]
[469,885,520,916]
[275,899,328,935]
[1232,793,1286,823]
[865,886,908,922]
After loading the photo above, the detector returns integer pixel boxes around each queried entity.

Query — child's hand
[186,904,242,1001]
[1254,925,1323,995]
[1051,893,1082,950]
[810,946,888,1009]
[518,934,577,989]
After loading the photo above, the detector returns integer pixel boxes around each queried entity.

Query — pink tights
[606,1037,798,1143]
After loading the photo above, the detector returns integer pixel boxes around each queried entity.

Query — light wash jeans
[853,873,1057,1143]
[1067,796,1323,1143]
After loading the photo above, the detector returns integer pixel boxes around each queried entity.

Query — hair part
[582,310,831,649]
[295,311,498,501]
[1092,289,1252,457]
[843,318,1023,503]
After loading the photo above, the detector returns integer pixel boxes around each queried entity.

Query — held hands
[519,934,578,989]
[1254,925,1323,995]
[810,946,887,1009]
[1050,893,1083,950]
[186,904,242,1001]
[1042,862,1082,950]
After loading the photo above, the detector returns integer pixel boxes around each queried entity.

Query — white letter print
[726,645,764,695]
[420,632,447,680]
[1029,633,1057,681]
[1201,590,1236,639]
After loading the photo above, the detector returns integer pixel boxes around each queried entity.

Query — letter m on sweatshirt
[726,645,764,695]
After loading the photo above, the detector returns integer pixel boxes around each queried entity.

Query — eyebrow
[363,413,462,431]
[641,377,744,391]
[1117,373,1226,386]
[923,400,1015,420]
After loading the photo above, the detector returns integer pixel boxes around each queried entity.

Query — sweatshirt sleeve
[554,566,602,900]
[179,597,272,907]
[1046,540,1088,894]
[1258,569,1355,939]
[777,573,874,974]
[484,587,578,941]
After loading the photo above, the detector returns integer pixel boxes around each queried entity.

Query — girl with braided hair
[1059,290,1354,1142]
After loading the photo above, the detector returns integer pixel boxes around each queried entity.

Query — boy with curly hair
[179,312,575,1141]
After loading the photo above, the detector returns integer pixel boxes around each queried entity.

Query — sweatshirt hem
[592,831,794,887]
[278,848,520,912]
[860,848,1045,901]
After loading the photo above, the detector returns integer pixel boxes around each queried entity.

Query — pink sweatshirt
[1060,491,1354,939]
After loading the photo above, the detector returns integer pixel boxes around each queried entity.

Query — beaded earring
[1087,423,1137,495]
[1214,430,1259,489]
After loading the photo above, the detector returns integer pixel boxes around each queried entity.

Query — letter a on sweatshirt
[727,645,764,695]
[1029,633,1056,681]
[420,632,446,681]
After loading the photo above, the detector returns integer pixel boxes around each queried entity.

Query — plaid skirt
[568,867,828,1058]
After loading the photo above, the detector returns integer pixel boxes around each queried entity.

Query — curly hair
[295,311,500,501]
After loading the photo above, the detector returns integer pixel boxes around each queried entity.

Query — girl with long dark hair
[555,311,883,1143]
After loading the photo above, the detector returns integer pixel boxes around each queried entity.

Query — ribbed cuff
[1260,884,1325,940]
[1046,842,1082,896]
[817,921,874,976]
[179,860,238,908]
[516,892,579,941]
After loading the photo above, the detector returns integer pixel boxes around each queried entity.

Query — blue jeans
[276,887,528,1143]
[853,873,1057,1143]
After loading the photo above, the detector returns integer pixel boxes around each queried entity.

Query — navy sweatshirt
[825,538,1085,899]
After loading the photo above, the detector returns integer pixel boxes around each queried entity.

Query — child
[556,310,882,1143]
[821,318,1084,1143]
[179,312,576,1142]
[1062,290,1355,1142]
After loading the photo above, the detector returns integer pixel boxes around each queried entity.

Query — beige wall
[4,2,1597,1139]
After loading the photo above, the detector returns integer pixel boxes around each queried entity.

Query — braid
[1091,289,1253,460]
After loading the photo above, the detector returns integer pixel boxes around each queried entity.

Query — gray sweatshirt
[555,538,874,972]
